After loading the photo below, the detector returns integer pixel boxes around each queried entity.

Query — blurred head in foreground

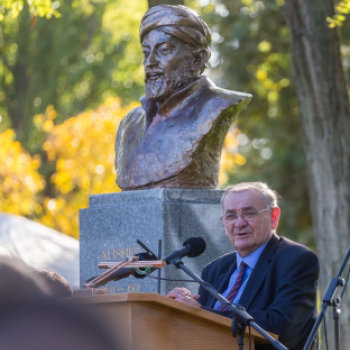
[0,257,122,349]
[0,256,48,302]
[0,298,121,350]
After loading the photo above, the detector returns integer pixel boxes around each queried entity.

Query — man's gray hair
[220,182,279,215]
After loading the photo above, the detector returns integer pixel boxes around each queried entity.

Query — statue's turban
[140,5,211,48]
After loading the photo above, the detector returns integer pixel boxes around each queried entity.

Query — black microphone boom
[164,237,206,264]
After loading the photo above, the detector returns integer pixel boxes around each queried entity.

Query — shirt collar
[236,239,270,269]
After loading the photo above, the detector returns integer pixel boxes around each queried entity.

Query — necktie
[218,261,249,311]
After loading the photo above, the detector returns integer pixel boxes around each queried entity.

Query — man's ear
[271,207,280,230]
[191,49,209,71]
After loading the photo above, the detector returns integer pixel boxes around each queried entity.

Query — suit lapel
[207,253,238,308]
[238,234,279,310]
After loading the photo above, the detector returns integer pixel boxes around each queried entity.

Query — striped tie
[218,261,249,311]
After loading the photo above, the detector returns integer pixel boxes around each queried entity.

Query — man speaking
[168,182,319,350]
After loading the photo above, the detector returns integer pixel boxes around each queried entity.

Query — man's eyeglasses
[222,208,270,224]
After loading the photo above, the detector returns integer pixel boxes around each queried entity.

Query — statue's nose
[145,50,158,68]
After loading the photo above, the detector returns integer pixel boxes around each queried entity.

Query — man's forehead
[223,189,266,209]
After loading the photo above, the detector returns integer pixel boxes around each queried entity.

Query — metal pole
[333,298,341,350]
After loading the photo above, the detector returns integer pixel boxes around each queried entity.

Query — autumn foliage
[220,128,246,185]
[0,129,44,216]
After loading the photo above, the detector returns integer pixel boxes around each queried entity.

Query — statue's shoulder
[214,87,252,103]
[119,105,145,129]
[116,105,146,149]
[200,77,252,107]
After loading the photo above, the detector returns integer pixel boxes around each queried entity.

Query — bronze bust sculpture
[115,5,252,190]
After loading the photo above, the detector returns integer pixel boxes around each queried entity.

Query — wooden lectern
[71,292,276,350]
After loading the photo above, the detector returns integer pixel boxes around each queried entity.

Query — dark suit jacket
[114,76,251,190]
[198,234,319,350]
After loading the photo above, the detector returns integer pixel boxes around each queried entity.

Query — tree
[0,0,59,21]
[284,0,350,346]
[327,0,350,26]
[35,98,135,237]
[186,0,314,246]
[0,0,147,151]
[0,129,44,217]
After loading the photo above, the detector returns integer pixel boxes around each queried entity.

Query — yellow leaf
[256,70,267,80]
[258,41,272,53]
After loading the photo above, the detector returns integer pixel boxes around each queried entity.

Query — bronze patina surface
[115,5,252,190]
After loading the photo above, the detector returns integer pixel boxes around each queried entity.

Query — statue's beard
[145,69,191,101]
[145,75,172,101]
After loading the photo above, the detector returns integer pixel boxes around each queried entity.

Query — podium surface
[71,292,276,350]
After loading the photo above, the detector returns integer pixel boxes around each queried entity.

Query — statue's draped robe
[115,76,251,190]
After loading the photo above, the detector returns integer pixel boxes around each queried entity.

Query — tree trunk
[284,0,350,347]
[10,8,31,142]
[148,0,184,7]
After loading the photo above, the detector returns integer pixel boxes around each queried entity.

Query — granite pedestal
[80,189,233,296]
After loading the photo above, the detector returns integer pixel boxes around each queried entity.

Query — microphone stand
[303,245,350,350]
[85,258,166,288]
[84,256,139,288]
[171,259,287,350]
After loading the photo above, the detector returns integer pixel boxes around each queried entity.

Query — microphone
[164,237,206,264]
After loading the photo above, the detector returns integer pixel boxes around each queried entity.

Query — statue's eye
[158,49,170,55]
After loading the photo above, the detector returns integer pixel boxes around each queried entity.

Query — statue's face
[142,30,195,101]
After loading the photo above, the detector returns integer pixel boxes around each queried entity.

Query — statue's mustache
[145,69,165,81]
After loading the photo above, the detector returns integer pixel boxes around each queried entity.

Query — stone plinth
[79,189,232,296]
